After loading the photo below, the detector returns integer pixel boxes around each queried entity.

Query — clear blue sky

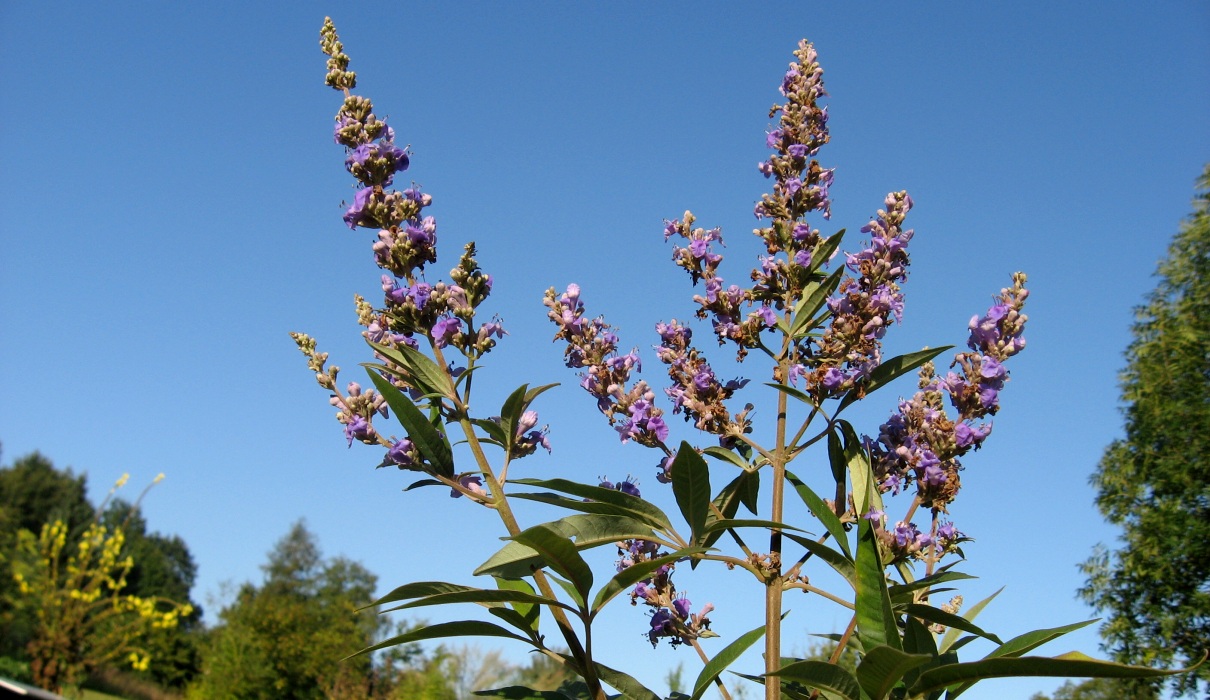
[2,3,1207,698]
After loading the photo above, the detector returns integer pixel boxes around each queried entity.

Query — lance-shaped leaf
[786,469,853,560]
[511,524,593,608]
[349,620,528,658]
[591,547,708,614]
[368,369,455,477]
[855,518,900,651]
[785,533,856,590]
[943,618,1099,699]
[474,686,581,700]
[854,645,932,700]
[888,570,976,605]
[902,603,1002,645]
[702,446,755,473]
[369,339,454,398]
[475,514,656,579]
[592,660,661,700]
[700,471,755,550]
[908,651,1205,699]
[701,519,807,536]
[765,660,862,700]
[790,267,845,338]
[765,382,818,407]
[836,346,952,413]
[671,442,712,546]
[495,577,541,632]
[497,383,559,456]
[381,587,575,615]
[689,621,770,700]
[900,616,941,687]
[938,587,1002,653]
[511,478,675,533]
[372,580,474,607]
[840,420,883,522]
[404,478,445,491]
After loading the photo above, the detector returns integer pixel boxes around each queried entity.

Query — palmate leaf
[474,514,656,579]
[907,651,1205,699]
[368,368,455,477]
[670,441,712,546]
[348,620,528,659]
[854,645,932,700]
[689,620,769,700]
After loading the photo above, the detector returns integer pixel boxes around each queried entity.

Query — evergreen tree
[1079,165,1210,698]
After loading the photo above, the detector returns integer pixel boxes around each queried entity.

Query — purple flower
[431,316,461,348]
[387,438,415,466]
[344,415,373,446]
[343,187,375,229]
[672,596,692,619]
[451,474,485,499]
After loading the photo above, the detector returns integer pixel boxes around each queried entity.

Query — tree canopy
[1079,164,1210,698]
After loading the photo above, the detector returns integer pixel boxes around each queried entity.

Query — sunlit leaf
[689,621,769,700]
[785,469,852,560]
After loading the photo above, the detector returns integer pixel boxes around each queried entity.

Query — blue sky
[2,2,1207,698]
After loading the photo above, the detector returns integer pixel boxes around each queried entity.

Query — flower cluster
[798,191,914,399]
[544,285,669,447]
[865,274,1028,560]
[655,319,749,439]
[631,564,715,648]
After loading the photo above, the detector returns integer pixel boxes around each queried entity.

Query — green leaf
[784,533,856,589]
[766,660,861,700]
[839,420,882,519]
[903,604,1002,644]
[701,518,806,535]
[487,606,540,637]
[474,686,579,699]
[671,442,712,546]
[474,514,656,579]
[593,660,661,700]
[472,417,510,447]
[907,652,1203,698]
[938,587,1002,653]
[508,493,672,533]
[591,548,709,614]
[854,645,932,700]
[700,471,753,550]
[901,616,939,688]
[369,340,453,398]
[888,570,976,604]
[790,267,845,338]
[495,577,540,631]
[764,382,818,407]
[837,346,952,413]
[348,620,527,658]
[512,478,675,533]
[689,621,770,700]
[372,580,474,607]
[404,478,445,491]
[380,588,575,615]
[855,518,900,651]
[368,369,455,477]
[511,524,594,607]
[785,469,853,560]
[983,618,1097,661]
[811,228,847,275]
[702,446,754,472]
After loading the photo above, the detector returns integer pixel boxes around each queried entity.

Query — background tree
[1030,678,1157,700]
[1079,164,1210,698]
[189,521,386,699]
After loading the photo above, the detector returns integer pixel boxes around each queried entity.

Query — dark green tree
[1030,677,1155,700]
[1079,164,1210,698]
[190,521,387,699]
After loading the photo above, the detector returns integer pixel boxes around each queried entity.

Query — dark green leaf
[784,533,855,589]
[701,471,751,550]
[487,606,540,637]
[591,548,708,614]
[369,340,453,398]
[901,616,939,688]
[811,228,847,275]
[495,576,540,631]
[701,518,806,535]
[593,660,661,700]
[372,580,474,607]
[903,604,1002,644]
[790,268,845,338]
[671,442,711,546]
[702,446,754,472]
[508,493,670,533]
[888,571,976,604]
[855,518,900,651]
[380,588,575,615]
[766,660,861,700]
[474,686,578,699]
[474,514,656,579]
[404,478,444,491]
[827,429,847,489]
[854,645,932,700]
[368,369,455,477]
[786,469,852,560]
[348,620,527,658]
[938,587,1002,653]
[908,652,1202,698]
[689,621,769,700]
[472,417,510,447]
[764,382,817,407]
[511,524,594,607]
[512,478,675,533]
[837,346,952,412]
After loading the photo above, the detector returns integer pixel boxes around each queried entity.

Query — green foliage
[1080,164,1210,698]
[189,521,385,699]
[1030,677,1159,700]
